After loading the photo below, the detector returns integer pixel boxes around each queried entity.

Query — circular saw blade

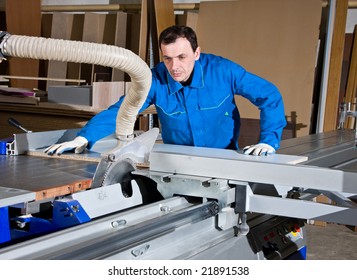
[101,158,136,191]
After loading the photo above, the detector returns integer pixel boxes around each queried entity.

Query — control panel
[249,216,306,259]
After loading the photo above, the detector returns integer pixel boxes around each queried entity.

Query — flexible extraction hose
[0,32,152,141]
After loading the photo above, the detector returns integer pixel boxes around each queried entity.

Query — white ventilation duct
[0,33,152,141]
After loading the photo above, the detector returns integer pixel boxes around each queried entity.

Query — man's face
[161,37,201,83]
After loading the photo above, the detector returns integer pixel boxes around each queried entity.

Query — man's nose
[171,58,179,69]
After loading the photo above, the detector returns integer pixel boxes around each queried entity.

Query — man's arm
[233,65,287,155]
[44,97,125,155]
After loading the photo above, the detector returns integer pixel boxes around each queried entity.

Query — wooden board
[112,12,128,81]
[80,13,107,85]
[47,13,75,89]
[0,155,94,201]
[154,0,175,62]
[138,0,149,62]
[92,81,125,110]
[66,14,85,84]
[344,25,357,129]
[154,0,175,36]
[323,0,348,131]
[5,0,41,90]
[196,0,322,138]
[176,12,199,31]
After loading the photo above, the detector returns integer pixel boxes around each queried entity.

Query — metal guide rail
[143,131,357,226]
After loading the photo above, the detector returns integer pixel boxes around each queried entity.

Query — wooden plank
[127,13,141,56]
[92,81,125,110]
[323,0,348,132]
[344,25,357,129]
[154,0,175,36]
[5,0,41,90]
[94,13,117,82]
[79,12,116,84]
[80,13,107,85]
[112,11,128,81]
[185,12,199,31]
[66,14,85,85]
[138,0,149,62]
[39,13,52,90]
[176,12,199,31]
[154,0,175,62]
[47,13,75,89]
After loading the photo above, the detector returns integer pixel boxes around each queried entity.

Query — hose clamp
[118,134,134,142]
[0,31,11,61]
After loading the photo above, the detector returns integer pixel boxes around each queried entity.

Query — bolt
[160,206,171,212]
[111,219,127,228]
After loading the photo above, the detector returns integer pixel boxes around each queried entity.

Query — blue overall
[79,53,286,150]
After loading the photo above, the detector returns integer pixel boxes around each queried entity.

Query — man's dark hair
[159,25,198,52]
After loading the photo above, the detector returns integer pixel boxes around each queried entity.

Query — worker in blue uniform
[45,25,286,156]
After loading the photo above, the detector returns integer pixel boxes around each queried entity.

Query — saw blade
[101,158,135,190]
[90,128,159,189]
[90,157,112,189]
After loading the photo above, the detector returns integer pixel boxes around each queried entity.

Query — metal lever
[8,117,31,133]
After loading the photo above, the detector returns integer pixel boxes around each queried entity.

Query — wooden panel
[66,14,84,84]
[323,0,348,132]
[344,25,357,129]
[94,13,117,82]
[112,12,128,81]
[80,13,108,85]
[196,0,322,138]
[92,81,125,110]
[81,13,116,84]
[138,0,149,62]
[38,13,52,90]
[154,0,175,61]
[0,155,94,201]
[154,0,175,36]
[127,13,141,56]
[176,12,199,31]
[5,0,41,89]
[47,13,75,89]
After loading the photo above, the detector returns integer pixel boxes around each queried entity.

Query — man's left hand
[243,143,275,156]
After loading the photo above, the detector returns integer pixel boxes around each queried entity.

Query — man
[45,25,286,156]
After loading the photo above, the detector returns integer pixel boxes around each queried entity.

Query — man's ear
[195,46,201,60]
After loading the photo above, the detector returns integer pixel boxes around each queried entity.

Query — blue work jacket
[79,53,286,150]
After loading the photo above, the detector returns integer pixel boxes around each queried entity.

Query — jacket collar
[167,60,204,95]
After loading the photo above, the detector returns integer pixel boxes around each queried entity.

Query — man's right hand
[44,136,88,155]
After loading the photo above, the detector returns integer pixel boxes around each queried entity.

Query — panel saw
[0,128,357,260]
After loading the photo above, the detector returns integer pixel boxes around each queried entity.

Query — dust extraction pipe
[0,32,152,142]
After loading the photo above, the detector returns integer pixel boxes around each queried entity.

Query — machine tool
[0,31,357,260]
[0,127,357,260]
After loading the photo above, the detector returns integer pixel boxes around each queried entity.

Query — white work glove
[243,143,275,156]
[44,136,88,155]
